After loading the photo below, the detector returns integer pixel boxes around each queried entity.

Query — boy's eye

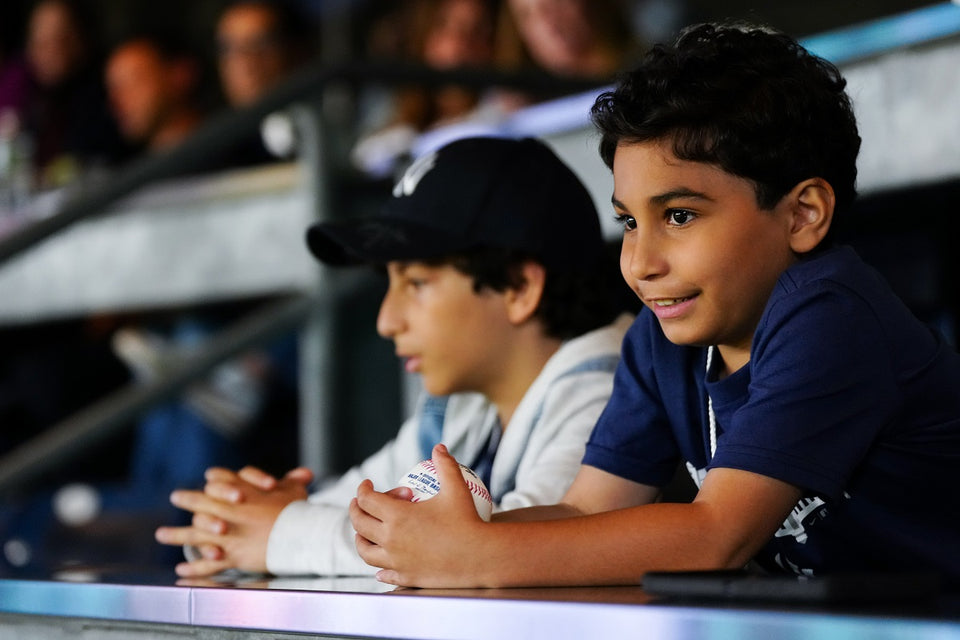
[666,209,695,226]
[614,213,637,231]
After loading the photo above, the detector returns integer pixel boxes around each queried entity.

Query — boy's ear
[504,261,547,325]
[786,178,835,254]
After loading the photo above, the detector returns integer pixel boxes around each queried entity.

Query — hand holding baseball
[351,444,493,587]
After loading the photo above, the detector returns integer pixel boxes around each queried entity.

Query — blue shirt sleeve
[583,311,704,487]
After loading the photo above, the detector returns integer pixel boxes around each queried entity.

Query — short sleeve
[583,312,701,487]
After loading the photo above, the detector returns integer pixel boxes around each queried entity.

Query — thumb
[431,444,471,502]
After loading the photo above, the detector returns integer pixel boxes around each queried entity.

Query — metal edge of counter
[3,578,960,640]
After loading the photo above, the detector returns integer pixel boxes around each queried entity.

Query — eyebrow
[611,188,714,211]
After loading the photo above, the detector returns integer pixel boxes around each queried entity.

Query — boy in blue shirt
[350,22,960,588]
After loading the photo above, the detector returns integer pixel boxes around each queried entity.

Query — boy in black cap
[350,23,960,589]
[156,136,633,577]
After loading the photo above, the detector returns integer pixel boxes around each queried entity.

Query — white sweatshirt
[265,314,632,576]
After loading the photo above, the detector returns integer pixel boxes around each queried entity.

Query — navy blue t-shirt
[583,246,960,582]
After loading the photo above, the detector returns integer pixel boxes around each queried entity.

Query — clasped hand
[155,465,312,577]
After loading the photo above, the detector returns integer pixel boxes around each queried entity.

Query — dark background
[0,0,946,62]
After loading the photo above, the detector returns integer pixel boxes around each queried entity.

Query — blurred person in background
[498,0,640,79]
[215,0,314,109]
[351,0,510,177]
[214,0,317,166]
[105,32,205,155]
[23,0,126,188]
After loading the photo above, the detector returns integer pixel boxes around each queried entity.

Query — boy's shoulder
[774,245,869,292]
[769,245,911,324]
[759,245,956,372]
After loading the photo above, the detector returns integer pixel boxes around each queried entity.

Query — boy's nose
[376,289,402,338]
[624,232,666,283]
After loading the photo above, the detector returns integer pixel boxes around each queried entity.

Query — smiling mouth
[652,297,693,307]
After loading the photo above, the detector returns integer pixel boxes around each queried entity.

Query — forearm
[460,469,801,588]
[467,502,744,588]
[492,503,582,523]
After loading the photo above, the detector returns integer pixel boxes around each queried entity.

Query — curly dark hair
[591,22,861,247]
[423,246,627,340]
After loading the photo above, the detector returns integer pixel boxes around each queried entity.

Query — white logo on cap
[393,151,437,197]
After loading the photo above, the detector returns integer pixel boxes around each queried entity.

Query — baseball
[398,459,493,521]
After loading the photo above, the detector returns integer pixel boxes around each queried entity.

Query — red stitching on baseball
[463,480,492,502]
[407,460,491,504]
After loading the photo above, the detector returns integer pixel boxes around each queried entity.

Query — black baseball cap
[306,136,604,270]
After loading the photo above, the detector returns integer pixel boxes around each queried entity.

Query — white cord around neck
[705,345,717,459]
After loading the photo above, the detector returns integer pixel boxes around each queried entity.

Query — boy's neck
[714,344,751,379]
[486,331,564,429]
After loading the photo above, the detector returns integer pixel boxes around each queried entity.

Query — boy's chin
[657,324,710,349]
[420,375,456,396]
[421,377,458,398]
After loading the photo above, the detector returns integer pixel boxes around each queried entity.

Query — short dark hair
[591,22,861,246]
[422,248,625,341]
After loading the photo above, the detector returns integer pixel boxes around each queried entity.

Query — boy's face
[613,140,799,371]
[377,261,516,398]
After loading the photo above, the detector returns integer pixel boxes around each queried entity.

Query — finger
[375,569,402,585]
[175,558,233,578]
[170,489,236,520]
[204,467,240,483]
[155,525,212,547]
[203,480,243,503]
[197,543,224,561]
[193,512,227,535]
[384,486,414,501]
[238,465,278,490]
[282,467,314,486]
[354,531,388,568]
[349,496,385,546]
[354,480,397,521]
[355,478,375,501]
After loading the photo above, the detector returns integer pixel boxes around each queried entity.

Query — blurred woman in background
[351,0,505,177]
[23,0,126,188]
[498,0,640,78]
